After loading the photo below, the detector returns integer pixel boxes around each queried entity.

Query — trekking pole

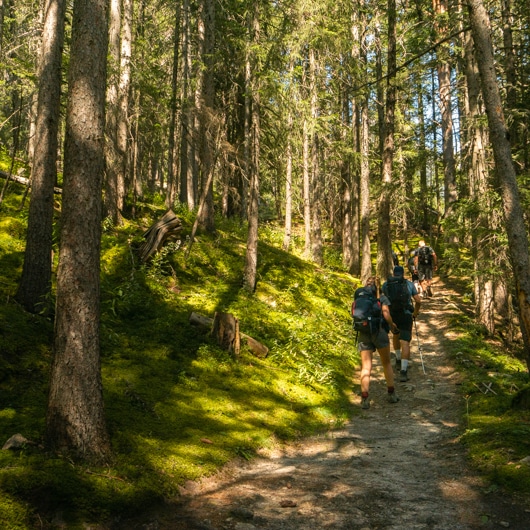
[413,317,426,374]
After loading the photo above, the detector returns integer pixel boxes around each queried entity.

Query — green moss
[2,200,529,527]
[446,311,530,496]
[0,206,362,526]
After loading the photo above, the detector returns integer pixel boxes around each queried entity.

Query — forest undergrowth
[0,189,529,528]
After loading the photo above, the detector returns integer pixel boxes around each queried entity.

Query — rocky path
[139,277,530,530]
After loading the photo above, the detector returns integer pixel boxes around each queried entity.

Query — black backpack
[384,277,412,313]
[351,287,382,334]
[418,245,433,265]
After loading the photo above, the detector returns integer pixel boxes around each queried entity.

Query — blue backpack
[351,287,382,334]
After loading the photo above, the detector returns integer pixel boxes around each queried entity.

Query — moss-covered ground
[0,184,529,528]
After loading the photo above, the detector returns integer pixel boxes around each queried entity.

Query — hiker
[392,250,399,266]
[352,276,400,409]
[407,255,422,296]
[412,240,437,297]
[382,266,421,382]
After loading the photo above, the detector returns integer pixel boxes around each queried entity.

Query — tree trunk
[461,13,496,333]
[166,2,181,208]
[417,82,429,231]
[243,0,260,292]
[433,0,458,214]
[15,0,65,314]
[302,116,311,257]
[501,0,518,154]
[179,0,194,209]
[468,0,530,372]
[341,86,354,273]
[309,48,323,266]
[117,0,132,209]
[282,102,293,251]
[360,27,372,282]
[104,0,122,225]
[46,0,111,461]
[377,0,396,280]
[196,0,216,233]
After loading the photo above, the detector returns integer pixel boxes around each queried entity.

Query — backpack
[418,245,433,265]
[351,287,382,334]
[384,277,412,313]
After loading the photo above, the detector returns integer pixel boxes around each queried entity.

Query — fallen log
[0,169,62,194]
[138,209,182,262]
[189,311,269,358]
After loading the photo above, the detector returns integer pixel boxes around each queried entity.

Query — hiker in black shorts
[412,240,438,297]
[382,266,421,382]
[353,276,400,409]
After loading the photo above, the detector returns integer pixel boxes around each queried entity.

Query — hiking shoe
[399,369,409,382]
[361,396,370,410]
[427,286,433,297]
[388,392,400,404]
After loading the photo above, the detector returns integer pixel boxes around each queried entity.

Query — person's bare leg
[360,350,373,394]
[379,346,399,403]
[379,346,394,388]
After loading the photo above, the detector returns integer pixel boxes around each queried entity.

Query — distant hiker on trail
[407,255,422,296]
[382,266,421,383]
[412,240,438,297]
[392,250,399,266]
[352,276,400,409]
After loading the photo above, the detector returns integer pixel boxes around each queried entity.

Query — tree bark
[179,0,195,209]
[166,2,181,208]
[468,0,530,372]
[46,0,111,461]
[461,12,496,333]
[377,0,396,280]
[104,0,122,225]
[360,26,372,282]
[212,312,240,356]
[302,116,311,257]
[282,101,293,252]
[16,0,65,314]
[433,0,458,214]
[341,82,354,273]
[243,0,260,292]
[117,0,132,209]
[309,48,323,266]
[196,0,216,233]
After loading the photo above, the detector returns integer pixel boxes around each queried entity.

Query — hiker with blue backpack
[412,240,438,297]
[352,276,400,409]
[382,266,422,382]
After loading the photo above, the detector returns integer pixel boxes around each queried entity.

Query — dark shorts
[418,264,433,281]
[390,310,413,342]
[357,327,390,352]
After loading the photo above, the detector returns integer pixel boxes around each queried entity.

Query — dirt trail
[137,277,530,530]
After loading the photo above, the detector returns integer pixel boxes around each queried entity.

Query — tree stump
[138,209,182,262]
[212,312,240,356]
[189,312,269,358]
